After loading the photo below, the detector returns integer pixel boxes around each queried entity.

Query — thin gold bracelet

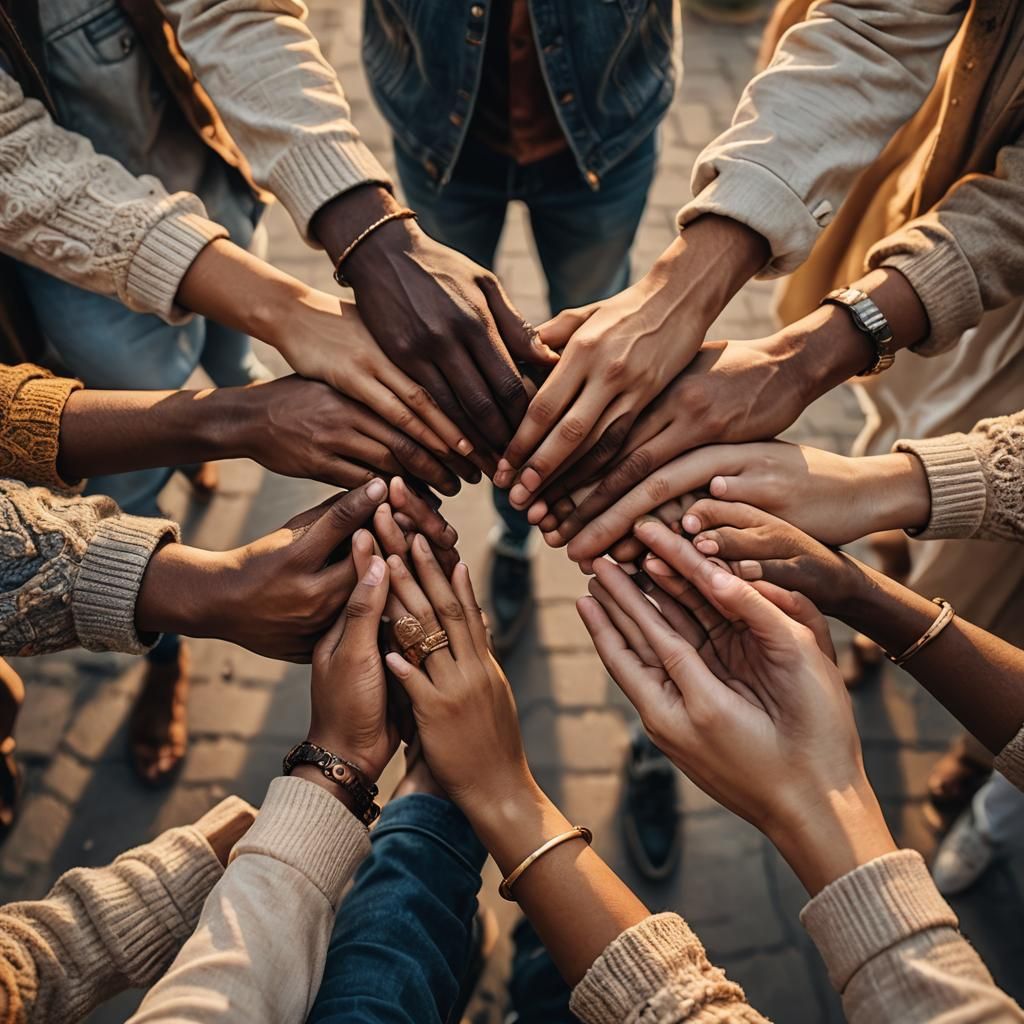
[499,825,593,901]
[888,597,955,667]
[332,208,417,287]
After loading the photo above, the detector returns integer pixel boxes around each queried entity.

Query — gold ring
[393,615,427,651]
[406,629,450,667]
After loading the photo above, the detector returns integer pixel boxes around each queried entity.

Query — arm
[0,797,253,1024]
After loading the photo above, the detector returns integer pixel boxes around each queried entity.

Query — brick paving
[4,6,1023,1023]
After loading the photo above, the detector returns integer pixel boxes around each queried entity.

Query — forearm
[837,561,1024,753]
[465,779,648,987]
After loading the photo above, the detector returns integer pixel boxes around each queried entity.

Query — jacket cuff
[679,157,823,278]
[800,850,958,993]
[868,223,983,356]
[231,776,371,910]
[994,723,1024,796]
[1,372,82,491]
[570,912,759,1024]
[268,137,393,244]
[72,515,180,654]
[124,207,228,322]
[892,434,987,540]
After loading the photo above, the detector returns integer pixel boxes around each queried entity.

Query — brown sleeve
[0,363,82,490]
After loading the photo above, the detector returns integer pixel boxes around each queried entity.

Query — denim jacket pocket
[82,5,137,63]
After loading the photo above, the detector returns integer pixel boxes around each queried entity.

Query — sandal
[129,644,190,788]
[924,741,992,833]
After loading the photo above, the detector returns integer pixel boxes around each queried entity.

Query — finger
[314,457,381,490]
[297,478,388,567]
[384,651,436,705]
[588,577,661,669]
[609,536,647,564]
[750,580,835,661]
[389,477,459,550]
[645,582,707,650]
[316,554,388,660]
[451,560,490,657]
[437,340,515,451]
[641,555,728,640]
[481,276,559,366]
[373,504,412,562]
[535,305,599,351]
[414,362,492,467]
[409,534,475,657]
[682,498,775,537]
[358,376,453,459]
[362,421,460,496]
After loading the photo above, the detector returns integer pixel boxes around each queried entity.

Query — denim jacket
[363,0,675,191]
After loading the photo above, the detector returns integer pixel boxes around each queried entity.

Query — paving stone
[1,794,71,873]
[512,651,614,711]
[62,677,137,763]
[14,684,75,759]
[720,947,841,1024]
[188,680,276,738]
[522,707,630,774]
[533,599,595,652]
[40,752,93,805]
[180,738,250,785]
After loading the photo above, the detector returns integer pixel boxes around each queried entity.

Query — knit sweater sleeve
[128,777,371,1024]
[801,850,1023,1022]
[0,797,253,1024]
[569,912,770,1024]
[867,132,1024,355]
[163,0,391,242]
[0,364,82,491]
[893,409,1024,542]
[0,69,226,322]
[0,480,179,656]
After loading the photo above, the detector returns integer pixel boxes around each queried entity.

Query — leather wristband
[821,286,896,377]
[283,741,381,826]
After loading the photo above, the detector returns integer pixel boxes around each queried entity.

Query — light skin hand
[135,479,389,662]
[578,523,896,896]
[497,215,770,504]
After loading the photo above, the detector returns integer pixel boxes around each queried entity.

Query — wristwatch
[821,287,896,376]
[283,741,381,826]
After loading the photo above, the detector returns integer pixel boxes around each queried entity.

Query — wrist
[289,763,364,816]
[767,779,897,896]
[854,453,931,535]
[312,184,407,273]
[135,543,229,638]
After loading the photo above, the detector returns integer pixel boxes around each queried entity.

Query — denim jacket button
[585,169,600,188]
[470,4,485,17]
[424,159,439,180]
[559,91,575,105]
[449,112,464,127]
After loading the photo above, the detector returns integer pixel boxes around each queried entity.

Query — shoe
[932,807,997,895]
[924,740,992,834]
[837,633,884,689]
[129,642,190,788]
[487,529,534,656]
[621,726,682,881]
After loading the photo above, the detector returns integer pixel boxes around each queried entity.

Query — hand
[531,336,818,544]
[498,217,770,507]
[565,441,931,563]
[306,537,399,783]
[314,186,558,459]
[675,499,866,617]
[382,536,531,812]
[577,521,896,895]
[232,375,462,495]
[135,479,389,662]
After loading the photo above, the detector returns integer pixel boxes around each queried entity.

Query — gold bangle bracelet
[332,208,417,287]
[498,825,593,901]
[889,597,955,667]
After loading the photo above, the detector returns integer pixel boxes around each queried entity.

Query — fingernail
[633,515,660,534]
[739,560,763,580]
[385,652,410,678]
[509,484,530,507]
[443,525,459,545]
[367,478,387,501]
[526,503,548,525]
[695,538,718,555]
[682,514,700,533]
[365,555,385,584]
[497,458,513,475]
[709,566,734,590]
[645,556,671,575]
[413,533,430,555]
[631,570,656,594]
[521,467,542,492]
[386,554,406,573]
[710,476,726,497]
[457,439,474,456]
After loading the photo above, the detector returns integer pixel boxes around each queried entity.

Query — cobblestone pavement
[5,6,1024,1023]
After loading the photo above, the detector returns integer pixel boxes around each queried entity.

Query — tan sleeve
[570,912,770,1024]
[801,850,1023,1023]
[894,409,1024,542]
[994,723,1024,794]
[0,364,82,490]
[162,0,392,242]
[0,798,254,1024]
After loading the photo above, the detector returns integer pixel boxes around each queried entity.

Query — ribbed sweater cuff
[269,137,393,243]
[232,776,371,910]
[6,374,83,490]
[869,231,983,356]
[800,850,958,993]
[570,912,759,1024]
[994,723,1024,795]
[893,434,987,539]
[679,157,819,278]
[73,515,180,654]
[124,210,228,322]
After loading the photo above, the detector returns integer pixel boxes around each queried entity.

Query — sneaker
[621,726,682,881]
[932,808,997,895]
[488,528,534,656]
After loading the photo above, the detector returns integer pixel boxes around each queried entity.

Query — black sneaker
[488,531,534,656]
[621,725,682,881]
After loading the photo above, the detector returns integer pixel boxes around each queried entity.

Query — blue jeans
[396,133,657,548]
[308,795,488,1024]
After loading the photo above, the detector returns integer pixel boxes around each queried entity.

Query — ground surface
[4,5,1022,1022]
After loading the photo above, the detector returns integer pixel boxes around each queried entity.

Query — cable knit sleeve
[569,912,769,1024]
[163,0,391,242]
[0,69,226,322]
[0,364,82,491]
[0,797,254,1024]
[0,480,179,656]
[801,850,1024,1022]
[867,133,1024,355]
[893,409,1024,542]
[678,0,963,277]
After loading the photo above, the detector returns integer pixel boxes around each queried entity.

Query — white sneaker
[931,808,997,895]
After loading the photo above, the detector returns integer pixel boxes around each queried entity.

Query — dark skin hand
[313,184,558,462]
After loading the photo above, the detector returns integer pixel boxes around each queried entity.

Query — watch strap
[821,287,895,376]
[283,741,381,826]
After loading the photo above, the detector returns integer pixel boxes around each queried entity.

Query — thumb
[338,554,390,652]
[298,478,388,566]
[480,276,559,366]
[696,560,797,647]
[535,304,598,352]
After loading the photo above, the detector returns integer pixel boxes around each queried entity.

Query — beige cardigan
[0,0,388,323]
